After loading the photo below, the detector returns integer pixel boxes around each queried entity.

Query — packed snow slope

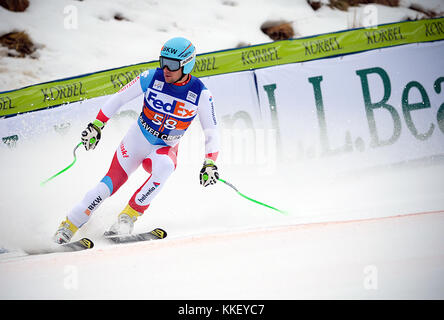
[0,115,444,299]
[0,211,443,299]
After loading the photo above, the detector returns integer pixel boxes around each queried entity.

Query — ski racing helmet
[159,37,196,74]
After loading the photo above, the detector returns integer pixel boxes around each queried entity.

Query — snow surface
[1,211,444,299]
[0,113,444,299]
[0,0,444,300]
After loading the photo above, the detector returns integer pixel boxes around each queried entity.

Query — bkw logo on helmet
[161,46,178,55]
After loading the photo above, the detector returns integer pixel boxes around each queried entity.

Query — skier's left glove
[199,159,219,187]
[81,119,105,151]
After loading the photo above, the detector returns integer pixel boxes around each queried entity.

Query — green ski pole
[40,142,83,186]
[218,178,288,215]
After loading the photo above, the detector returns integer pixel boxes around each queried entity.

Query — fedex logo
[147,91,195,118]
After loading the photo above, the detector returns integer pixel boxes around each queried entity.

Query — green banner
[1,17,443,117]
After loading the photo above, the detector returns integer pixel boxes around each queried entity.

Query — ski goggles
[159,51,196,72]
[159,56,181,71]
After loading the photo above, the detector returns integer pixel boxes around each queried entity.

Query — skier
[53,37,220,244]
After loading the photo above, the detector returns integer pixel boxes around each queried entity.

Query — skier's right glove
[81,119,105,151]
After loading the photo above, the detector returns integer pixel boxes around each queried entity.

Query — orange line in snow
[95,209,444,254]
[2,209,443,265]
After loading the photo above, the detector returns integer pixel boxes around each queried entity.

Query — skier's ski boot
[104,204,141,236]
[53,218,78,244]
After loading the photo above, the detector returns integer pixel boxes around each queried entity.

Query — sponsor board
[0,64,155,117]
[255,41,444,168]
[1,18,443,118]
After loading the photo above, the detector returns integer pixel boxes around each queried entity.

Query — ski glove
[81,119,105,151]
[199,159,219,187]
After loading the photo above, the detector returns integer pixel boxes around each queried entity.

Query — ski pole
[40,142,83,186]
[218,178,288,215]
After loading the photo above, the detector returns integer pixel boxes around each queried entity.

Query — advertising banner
[255,41,444,169]
[0,62,156,118]
[1,17,443,118]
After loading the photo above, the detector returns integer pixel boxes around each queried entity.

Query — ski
[5,228,165,256]
[104,228,167,244]
[59,238,94,252]
[25,238,94,255]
